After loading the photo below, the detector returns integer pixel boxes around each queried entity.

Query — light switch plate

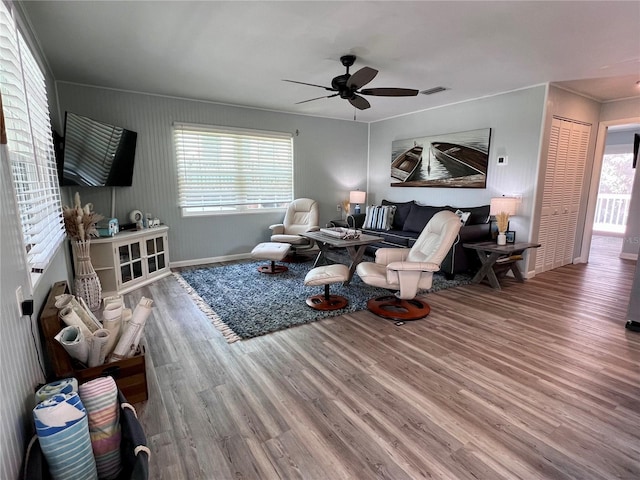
[15,286,23,316]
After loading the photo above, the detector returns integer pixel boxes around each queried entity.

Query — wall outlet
[15,286,23,316]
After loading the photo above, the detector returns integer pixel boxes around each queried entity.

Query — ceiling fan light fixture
[286,56,419,111]
[420,86,449,95]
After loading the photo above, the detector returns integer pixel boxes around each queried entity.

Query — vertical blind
[1,3,64,273]
[173,123,293,214]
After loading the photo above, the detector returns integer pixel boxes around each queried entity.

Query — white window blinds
[173,123,293,215]
[1,3,64,273]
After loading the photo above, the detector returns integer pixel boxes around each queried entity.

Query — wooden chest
[39,281,148,403]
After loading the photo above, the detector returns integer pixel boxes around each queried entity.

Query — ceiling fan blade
[283,79,335,91]
[359,87,419,97]
[346,66,378,89]
[295,93,339,105]
[349,94,371,110]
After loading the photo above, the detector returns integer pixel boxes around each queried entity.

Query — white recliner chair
[269,198,320,257]
[356,210,462,322]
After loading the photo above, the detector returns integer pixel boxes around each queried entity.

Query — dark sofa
[350,200,491,279]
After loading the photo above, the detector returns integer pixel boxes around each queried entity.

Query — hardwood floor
[129,244,640,480]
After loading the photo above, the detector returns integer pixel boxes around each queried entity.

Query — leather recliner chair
[269,198,320,256]
[356,210,462,322]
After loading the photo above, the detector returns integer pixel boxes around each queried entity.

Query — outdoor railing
[593,193,631,233]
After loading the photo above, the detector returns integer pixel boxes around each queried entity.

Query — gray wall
[0,5,70,479]
[56,83,369,264]
[369,86,547,273]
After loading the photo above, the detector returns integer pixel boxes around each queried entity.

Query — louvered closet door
[535,118,590,274]
[562,122,589,265]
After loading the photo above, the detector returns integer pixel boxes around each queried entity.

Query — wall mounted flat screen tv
[59,112,137,186]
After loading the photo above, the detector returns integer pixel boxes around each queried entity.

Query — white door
[536,117,591,274]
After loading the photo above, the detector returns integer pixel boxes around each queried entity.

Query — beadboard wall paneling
[1,6,71,476]
[56,83,369,264]
[1,144,68,479]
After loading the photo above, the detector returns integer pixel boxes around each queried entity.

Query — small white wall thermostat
[497,155,508,165]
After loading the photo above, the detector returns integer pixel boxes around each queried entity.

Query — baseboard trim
[170,252,252,268]
[620,252,639,261]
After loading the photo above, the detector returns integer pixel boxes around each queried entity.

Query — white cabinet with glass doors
[76,225,170,296]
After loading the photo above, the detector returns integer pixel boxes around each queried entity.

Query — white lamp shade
[349,191,366,204]
[490,197,518,216]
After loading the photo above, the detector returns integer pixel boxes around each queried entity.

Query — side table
[463,241,541,290]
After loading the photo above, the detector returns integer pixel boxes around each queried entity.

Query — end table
[463,241,541,290]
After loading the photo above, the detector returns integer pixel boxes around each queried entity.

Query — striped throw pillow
[364,205,396,230]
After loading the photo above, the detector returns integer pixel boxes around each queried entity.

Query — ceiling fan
[284,55,419,110]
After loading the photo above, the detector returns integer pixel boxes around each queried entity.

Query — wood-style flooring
[130,235,640,479]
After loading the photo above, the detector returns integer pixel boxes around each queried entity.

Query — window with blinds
[173,123,294,215]
[1,3,64,274]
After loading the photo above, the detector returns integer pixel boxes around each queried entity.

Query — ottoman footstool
[304,264,349,311]
[251,242,291,274]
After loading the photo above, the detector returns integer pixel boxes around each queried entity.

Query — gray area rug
[174,259,471,342]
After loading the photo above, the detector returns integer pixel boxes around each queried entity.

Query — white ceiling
[21,1,640,123]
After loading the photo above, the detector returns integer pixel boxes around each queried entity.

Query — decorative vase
[72,239,102,311]
[497,232,507,246]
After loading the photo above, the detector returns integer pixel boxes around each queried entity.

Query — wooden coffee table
[463,241,541,290]
[300,230,383,285]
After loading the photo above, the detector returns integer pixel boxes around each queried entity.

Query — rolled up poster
[122,307,132,326]
[102,296,124,356]
[56,294,102,333]
[35,378,79,404]
[59,305,93,339]
[78,376,122,480]
[77,295,103,329]
[33,392,98,480]
[88,328,111,367]
[55,325,90,365]
[110,297,153,361]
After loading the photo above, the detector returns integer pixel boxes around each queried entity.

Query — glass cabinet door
[118,241,144,285]
[146,235,167,276]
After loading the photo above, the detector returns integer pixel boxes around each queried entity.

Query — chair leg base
[366,295,431,321]
[306,294,348,311]
[257,261,288,274]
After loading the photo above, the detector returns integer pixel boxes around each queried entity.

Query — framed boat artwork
[390,128,491,188]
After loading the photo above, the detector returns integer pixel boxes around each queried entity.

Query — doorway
[586,122,640,264]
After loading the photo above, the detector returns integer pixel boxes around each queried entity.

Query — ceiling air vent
[420,86,448,96]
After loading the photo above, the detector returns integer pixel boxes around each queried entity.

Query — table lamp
[490,196,518,245]
[349,190,366,215]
